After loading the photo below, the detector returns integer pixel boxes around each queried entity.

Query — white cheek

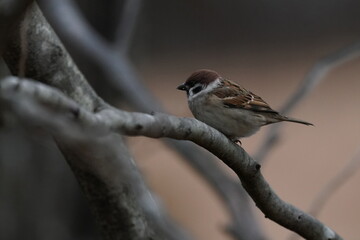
[188,78,221,101]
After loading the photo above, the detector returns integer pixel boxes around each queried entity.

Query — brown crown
[185,69,220,88]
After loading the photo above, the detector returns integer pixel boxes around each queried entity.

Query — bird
[177,69,313,142]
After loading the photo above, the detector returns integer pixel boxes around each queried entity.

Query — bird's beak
[177,83,187,91]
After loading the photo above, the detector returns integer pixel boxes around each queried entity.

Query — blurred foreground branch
[255,41,360,162]
[114,0,142,53]
[2,3,189,240]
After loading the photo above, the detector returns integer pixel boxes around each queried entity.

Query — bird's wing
[213,79,277,113]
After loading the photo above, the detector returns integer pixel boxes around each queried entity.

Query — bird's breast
[188,95,262,138]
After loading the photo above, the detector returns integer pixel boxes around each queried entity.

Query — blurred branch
[287,147,360,240]
[3,3,103,112]
[1,76,344,240]
[37,1,267,239]
[2,4,189,240]
[1,78,189,240]
[308,147,360,217]
[0,0,33,54]
[114,0,142,53]
[168,140,266,240]
[0,0,32,128]
[37,0,159,112]
[254,41,360,162]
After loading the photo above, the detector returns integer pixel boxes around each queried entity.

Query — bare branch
[2,4,190,239]
[3,3,103,112]
[114,0,142,53]
[282,42,360,115]
[287,147,360,240]
[36,1,267,239]
[37,0,159,112]
[254,41,360,162]
[308,147,360,217]
[0,77,344,240]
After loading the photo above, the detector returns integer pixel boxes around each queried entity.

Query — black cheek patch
[192,86,203,94]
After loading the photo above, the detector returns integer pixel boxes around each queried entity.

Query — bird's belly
[190,103,261,138]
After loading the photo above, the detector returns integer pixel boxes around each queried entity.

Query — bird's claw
[233,139,242,146]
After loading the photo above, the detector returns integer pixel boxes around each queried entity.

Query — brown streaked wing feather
[213,79,277,113]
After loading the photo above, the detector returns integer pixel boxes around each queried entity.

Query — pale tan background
[128,40,360,239]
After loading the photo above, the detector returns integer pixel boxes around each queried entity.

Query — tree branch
[287,147,360,240]
[36,0,159,112]
[2,3,103,112]
[36,1,266,239]
[2,3,189,240]
[308,147,360,217]
[114,0,142,53]
[254,41,360,162]
[0,76,343,240]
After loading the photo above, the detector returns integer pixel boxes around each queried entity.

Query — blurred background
[1,0,360,239]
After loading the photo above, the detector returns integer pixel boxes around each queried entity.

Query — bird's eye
[192,86,203,95]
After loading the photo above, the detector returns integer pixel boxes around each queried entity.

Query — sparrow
[177,69,313,141]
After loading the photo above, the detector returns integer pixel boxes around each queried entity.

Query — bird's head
[177,69,220,99]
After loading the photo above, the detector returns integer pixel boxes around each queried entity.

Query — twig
[287,147,360,240]
[309,147,360,217]
[0,76,344,240]
[254,41,360,163]
[114,0,142,53]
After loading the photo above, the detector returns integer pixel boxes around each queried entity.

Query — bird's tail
[281,116,313,126]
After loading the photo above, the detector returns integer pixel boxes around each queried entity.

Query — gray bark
[3,3,187,240]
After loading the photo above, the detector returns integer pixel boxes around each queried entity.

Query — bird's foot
[232,139,242,146]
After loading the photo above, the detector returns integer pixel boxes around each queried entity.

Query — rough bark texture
[3,3,102,111]
[3,4,186,240]
[56,136,158,240]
